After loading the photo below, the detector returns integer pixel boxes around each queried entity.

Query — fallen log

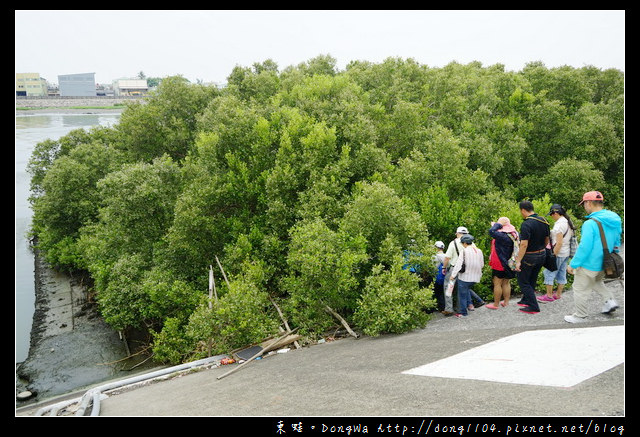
[217,328,299,380]
[261,333,302,351]
[325,305,359,339]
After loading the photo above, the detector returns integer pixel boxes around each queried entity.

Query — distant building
[96,83,115,97]
[47,85,60,97]
[58,72,97,97]
[16,73,48,96]
[113,78,148,96]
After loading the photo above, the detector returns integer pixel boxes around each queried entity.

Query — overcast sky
[15,10,625,86]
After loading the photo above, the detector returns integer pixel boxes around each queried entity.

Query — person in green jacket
[564,191,623,323]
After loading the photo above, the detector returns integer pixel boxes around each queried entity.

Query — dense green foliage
[28,57,624,363]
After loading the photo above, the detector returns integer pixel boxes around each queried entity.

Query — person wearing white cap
[448,234,484,317]
[442,226,468,315]
[564,191,622,323]
[432,241,447,312]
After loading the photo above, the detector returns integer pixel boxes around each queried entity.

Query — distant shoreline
[16,107,125,115]
[16,96,144,114]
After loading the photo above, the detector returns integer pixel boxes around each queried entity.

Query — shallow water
[15,113,120,363]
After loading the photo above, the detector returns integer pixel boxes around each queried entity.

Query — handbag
[592,218,624,279]
[544,248,558,271]
[527,215,557,271]
[454,242,466,273]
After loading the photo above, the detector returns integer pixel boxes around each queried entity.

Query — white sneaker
[601,299,619,314]
[564,315,587,323]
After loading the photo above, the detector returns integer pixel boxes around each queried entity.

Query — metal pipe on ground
[34,354,227,416]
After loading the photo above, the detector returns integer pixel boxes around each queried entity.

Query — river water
[15,113,121,364]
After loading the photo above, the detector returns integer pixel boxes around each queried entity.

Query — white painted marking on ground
[403,326,624,387]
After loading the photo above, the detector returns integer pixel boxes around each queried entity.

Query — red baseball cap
[578,191,604,205]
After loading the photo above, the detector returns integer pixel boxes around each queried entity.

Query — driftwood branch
[269,296,300,349]
[207,265,219,355]
[215,256,230,287]
[324,305,359,339]
[123,353,154,371]
[97,346,151,366]
[208,265,218,307]
[217,328,299,380]
[264,333,302,351]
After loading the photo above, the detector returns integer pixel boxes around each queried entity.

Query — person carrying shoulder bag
[538,204,576,302]
[564,191,623,323]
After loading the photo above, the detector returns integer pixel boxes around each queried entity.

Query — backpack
[506,233,519,270]
[568,230,578,258]
[592,219,624,279]
[561,226,577,258]
[435,262,445,284]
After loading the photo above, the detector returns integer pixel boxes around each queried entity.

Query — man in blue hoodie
[564,191,623,323]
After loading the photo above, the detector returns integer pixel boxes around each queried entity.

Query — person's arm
[515,239,528,271]
[569,220,596,272]
[613,221,622,253]
[489,222,502,238]
[553,232,563,256]
[450,249,464,279]
[442,241,454,270]
[443,256,450,269]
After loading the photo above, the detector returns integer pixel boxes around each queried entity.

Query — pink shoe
[500,300,508,307]
[553,294,561,300]
[537,295,555,302]
[486,303,499,309]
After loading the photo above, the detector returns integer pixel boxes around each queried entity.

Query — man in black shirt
[514,201,551,314]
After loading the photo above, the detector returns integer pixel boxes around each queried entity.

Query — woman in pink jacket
[487,217,519,309]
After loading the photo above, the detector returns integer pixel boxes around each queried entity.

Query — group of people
[430,191,623,323]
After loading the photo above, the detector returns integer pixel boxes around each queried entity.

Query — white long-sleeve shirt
[450,244,484,283]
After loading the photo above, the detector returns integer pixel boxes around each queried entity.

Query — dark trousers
[434,281,445,312]
[517,251,545,311]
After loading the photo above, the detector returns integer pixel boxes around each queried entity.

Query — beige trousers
[571,267,614,318]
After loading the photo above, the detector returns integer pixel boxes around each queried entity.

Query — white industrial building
[113,79,149,96]
[58,72,97,97]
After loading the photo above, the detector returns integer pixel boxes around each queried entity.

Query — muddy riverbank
[15,252,158,406]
